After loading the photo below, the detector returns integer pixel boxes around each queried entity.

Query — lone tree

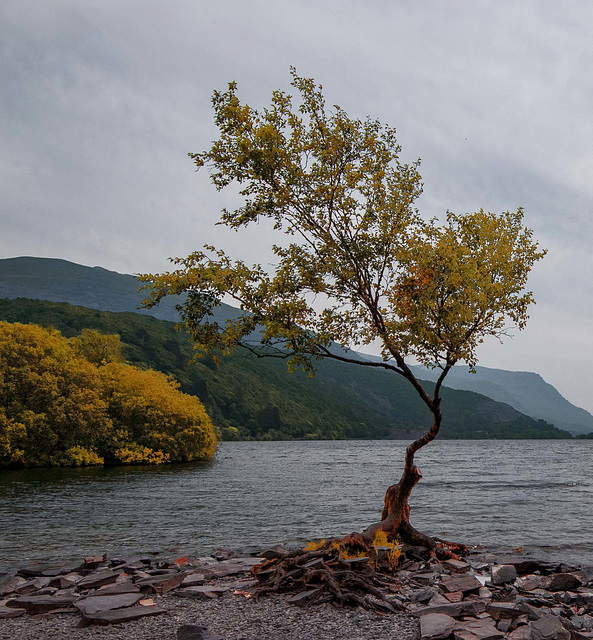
[141,70,545,561]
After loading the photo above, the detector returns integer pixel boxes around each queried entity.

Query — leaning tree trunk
[349,407,444,553]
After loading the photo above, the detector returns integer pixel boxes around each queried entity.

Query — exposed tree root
[252,526,468,613]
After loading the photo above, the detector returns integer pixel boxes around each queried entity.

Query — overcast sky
[1,1,592,413]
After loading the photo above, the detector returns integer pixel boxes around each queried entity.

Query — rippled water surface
[0,440,591,570]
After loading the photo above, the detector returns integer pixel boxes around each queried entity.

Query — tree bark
[359,405,443,550]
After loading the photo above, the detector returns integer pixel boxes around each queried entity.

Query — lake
[0,440,591,571]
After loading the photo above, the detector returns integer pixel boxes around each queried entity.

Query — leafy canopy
[141,69,545,378]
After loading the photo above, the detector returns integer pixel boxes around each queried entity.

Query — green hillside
[1,257,590,435]
[0,298,570,440]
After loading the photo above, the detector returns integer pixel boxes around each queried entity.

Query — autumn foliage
[0,322,217,468]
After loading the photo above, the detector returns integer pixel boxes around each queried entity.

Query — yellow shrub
[0,322,216,468]
[372,529,402,569]
[50,446,104,467]
[114,445,170,465]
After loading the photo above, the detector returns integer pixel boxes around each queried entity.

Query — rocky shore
[1,544,592,640]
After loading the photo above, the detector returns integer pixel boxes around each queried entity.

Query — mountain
[0,256,241,326]
[0,256,587,437]
[406,365,593,436]
[0,297,569,440]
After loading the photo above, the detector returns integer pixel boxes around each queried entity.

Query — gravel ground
[0,590,420,640]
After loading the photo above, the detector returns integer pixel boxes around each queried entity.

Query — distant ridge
[407,365,593,436]
[0,256,240,325]
[1,256,590,436]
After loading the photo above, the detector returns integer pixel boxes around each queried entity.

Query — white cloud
[1,0,591,412]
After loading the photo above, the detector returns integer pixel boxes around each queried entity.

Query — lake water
[0,440,592,571]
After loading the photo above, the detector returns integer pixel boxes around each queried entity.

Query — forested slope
[0,298,570,440]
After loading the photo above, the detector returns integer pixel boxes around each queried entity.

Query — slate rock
[487,602,523,620]
[135,572,185,594]
[546,574,583,592]
[74,592,143,616]
[497,619,513,633]
[444,560,472,574]
[0,604,25,619]
[258,545,289,560]
[531,614,571,640]
[174,586,228,600]
[286,589,322,606]
[211,548,237,561]
[80,603,166,626]
[554,591,580,605]
[414,600,486,618]
[16,566,47,579]
[177,624,225,640]
[441,574,482,594]
[409,587,440,603]
[494,558,553,576]
[479,587,493,600]
[201,558,265,579]
[571,616,593,632]
[518,575,545,591]
[429,593,454,606]
[491,565,517,585]
[121,560,146,571]
[415,572,440,586]
[49,574,82,589]
[79,556,106,571]
[421,613,456,639]
[507,627,531,640]
[0,576,26,596]
[95,581,140,595]
[182,574,207,588]
[343,557,370,569]
[453,618,503,640]
[444,591,464,603]
[515,600,543,620]
[5,594,76,613]
[15,576,52,594]
[77,569,120,589]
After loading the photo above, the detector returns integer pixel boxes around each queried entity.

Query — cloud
[1,0,591,412]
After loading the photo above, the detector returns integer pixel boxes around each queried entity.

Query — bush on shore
[0,322,217,468]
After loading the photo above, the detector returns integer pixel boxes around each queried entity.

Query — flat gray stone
[201,558,264,579]
[487,602,523,620]
[135,572,185,594]
[421,613,456,639]
[286,589,322,606]
[75,592,143,616]
[0,576,26,597]
[454,619,503,640]
[546,573,583,592]
[177,624,225,640]
[182,573,206,587]
[491,564,517,585]
[409,587,440,603]
[77,569,120,589]
[507,627,531,640]
[95,581,140,595]
[0,604,25,619]
[531,614,571,640]
[81,603,166,626]
[414,600,486,618]
[441,574,482,594]
[444,559,471,574]
[5,594,76,613]
[174,586,228,600]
